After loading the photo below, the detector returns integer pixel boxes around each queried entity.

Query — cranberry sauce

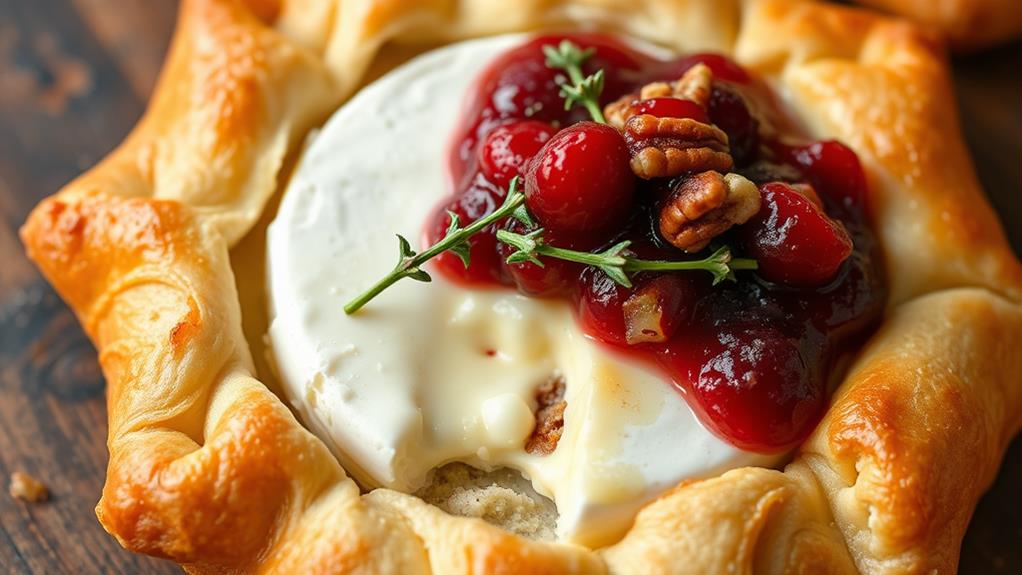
[426,34,886,452]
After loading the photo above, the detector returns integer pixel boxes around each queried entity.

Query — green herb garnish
[497,228,757,288]
[343,177,530,314]
[542,40,607,124]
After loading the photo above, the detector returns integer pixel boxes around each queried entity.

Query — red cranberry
[741,182,853,287]
[476,42,570,123]
[577,269,631,346]
[426,175,509,285]
[524,122,635,233]
[655,53,751,85]
[538,33,653,102]
[631,97,709,123]
[776,140,867,211]
[498,219,596,297]
[451,34,650,179]
[428,35,888,455]
[662,326,822,451]
[478,121,557,189]
[708,83,759,166]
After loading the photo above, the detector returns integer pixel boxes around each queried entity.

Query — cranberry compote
[427,35,886,452]
[524,122,635,233]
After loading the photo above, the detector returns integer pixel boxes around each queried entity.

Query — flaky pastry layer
[852,0,1022,49]
[21,0,1022,573]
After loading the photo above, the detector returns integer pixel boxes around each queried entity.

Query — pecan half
[624,115,733,179]
[674,63,713,108]
[659,171,761,252]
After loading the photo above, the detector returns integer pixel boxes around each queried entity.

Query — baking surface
[0,1,1020,573]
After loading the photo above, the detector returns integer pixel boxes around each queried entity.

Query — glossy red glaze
[427,34,886,452]
[449,33,651,187]
[578,269,631,346]
[776,140,868,210]
[524,122,635,233]
[478,121,557,188]
[654,53,752,85]
[426,174,509,285]
[708,83,759,166]
[659,326,822,450]
[498,219,594,297]
[741,183,854,287]
[631,97,709,123]
[622,274,698,344]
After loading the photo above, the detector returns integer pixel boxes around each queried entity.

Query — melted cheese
[267,34,780,547]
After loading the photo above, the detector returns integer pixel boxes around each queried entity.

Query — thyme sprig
[344,41,760,315]
[542,40,607,124]
[497,229,757,288]
[343,177,529,314]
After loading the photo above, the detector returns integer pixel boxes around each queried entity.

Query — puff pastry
[853,0,1022,49]
[20,0,1022,573]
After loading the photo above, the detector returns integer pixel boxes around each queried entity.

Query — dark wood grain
[0,0,180,573]
[0,1,1019,573]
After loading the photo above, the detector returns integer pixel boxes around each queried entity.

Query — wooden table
[1,1,1020,573]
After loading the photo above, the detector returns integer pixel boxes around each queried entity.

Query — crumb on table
[9,471,49,503]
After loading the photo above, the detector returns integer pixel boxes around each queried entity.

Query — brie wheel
[267,34,780,547]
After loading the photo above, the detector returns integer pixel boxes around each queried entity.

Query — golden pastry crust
[20,0,1022,573]
[852,0,1022,49]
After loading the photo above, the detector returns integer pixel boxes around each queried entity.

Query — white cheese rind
[267,34,779,546]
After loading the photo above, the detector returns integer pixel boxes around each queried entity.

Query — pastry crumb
[9,471,49,503]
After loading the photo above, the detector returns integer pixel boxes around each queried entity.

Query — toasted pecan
[624,115,733,179]
[659,171,760,252]
[674,63,713,108]
[604,63,714,130]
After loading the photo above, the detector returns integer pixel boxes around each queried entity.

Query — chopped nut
[674,63,713,108]
[9,471,48,503]
[623,275,692,345]
[659,172,761,252]
[624,115,733,179]
[525,377,566,456]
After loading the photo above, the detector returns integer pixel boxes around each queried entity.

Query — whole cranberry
[478,121,557,189]
[740,182,853,287]
[577,268,631,346]
[451,34,650,177]
[656,53,752,85]
[498,219,597,297]
[708,83,759,166]
[426,174,509,286]
[524,122,635,233]
[673,325,823,451]
[776,140,867,211]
